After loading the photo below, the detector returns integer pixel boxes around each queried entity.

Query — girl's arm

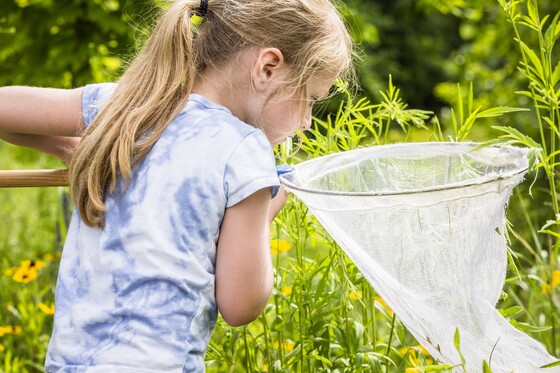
[215,187,288,326]
[0,86,85,163]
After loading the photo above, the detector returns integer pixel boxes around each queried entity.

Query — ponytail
[70,1,199,228]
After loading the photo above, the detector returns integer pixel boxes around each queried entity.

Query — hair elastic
[196,0,208,18]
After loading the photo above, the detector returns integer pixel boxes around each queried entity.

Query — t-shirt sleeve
[81,83,117,127]
[224,130,280,207]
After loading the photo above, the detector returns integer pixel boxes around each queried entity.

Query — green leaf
[510,319,552,333]
[537,229,560,239]
[490,126,541,148]
[483,360,493,373]
[499,305,523,318]
[311,354,333,367]
[476,106,530,118]
[541,360,560,368]
[544,12,560,52]
[453,328,466,366]
[527,0,541,28]
[518,40,545,80]
[424,363,455,372]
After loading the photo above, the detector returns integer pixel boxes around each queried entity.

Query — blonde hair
[70,0,354,228]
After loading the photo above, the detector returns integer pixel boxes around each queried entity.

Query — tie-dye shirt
[45,83,280,372]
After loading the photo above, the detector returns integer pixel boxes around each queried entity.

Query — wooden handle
[0,169,69,188]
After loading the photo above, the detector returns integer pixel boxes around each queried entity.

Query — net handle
[0,169,69,188]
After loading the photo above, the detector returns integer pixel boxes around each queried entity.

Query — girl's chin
[273,137,292,147]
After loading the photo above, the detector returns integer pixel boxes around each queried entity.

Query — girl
[0,0,353,371]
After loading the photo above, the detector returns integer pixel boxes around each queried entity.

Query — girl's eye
[309,96,319,106]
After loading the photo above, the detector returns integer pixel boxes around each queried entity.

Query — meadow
[1,0,560,372]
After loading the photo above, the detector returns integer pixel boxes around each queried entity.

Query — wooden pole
[0,169,69,188]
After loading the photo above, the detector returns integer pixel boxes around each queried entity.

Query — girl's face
[258,74,334,146]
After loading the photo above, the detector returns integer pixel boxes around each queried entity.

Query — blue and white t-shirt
[45,83,280,372]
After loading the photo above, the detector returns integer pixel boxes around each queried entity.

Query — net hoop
[279,142,529,197]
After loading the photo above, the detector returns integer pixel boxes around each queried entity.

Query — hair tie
[196,0,208,18]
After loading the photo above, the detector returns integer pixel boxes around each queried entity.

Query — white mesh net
[279,142,559,372]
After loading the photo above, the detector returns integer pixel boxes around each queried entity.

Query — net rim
[279,142,529,197]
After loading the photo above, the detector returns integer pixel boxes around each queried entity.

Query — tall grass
[2,0,560,371]
[0,144,65,372]
[490,0,560,362]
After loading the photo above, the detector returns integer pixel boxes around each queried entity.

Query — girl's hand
[268,186,288,224]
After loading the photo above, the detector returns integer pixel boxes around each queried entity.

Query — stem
[511,2,560,352]
[385,314,397,373]
[510,9,560,216]
[261,313,271,370]
[243,326,253,369]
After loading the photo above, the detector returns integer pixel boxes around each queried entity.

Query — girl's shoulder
[82,83,117,127]
[179,93,267,142]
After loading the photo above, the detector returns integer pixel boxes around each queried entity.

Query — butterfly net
[279,142,559,372]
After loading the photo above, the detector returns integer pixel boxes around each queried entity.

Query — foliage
[0,0,158,87]
[2,0,560,372]
[343,0,464,112]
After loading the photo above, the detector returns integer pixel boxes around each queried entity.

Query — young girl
[0,0,353,371]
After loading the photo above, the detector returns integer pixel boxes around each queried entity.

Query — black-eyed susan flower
[0,325,22,337]
[270,240,292,255]
[39,302,55,315]
[3,259,46,284]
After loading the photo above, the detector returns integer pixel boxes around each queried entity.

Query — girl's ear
[252,48,285,92]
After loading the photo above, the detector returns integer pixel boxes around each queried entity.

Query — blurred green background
[2,0,560,371]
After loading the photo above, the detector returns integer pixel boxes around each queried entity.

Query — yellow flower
[542,283,552,295]
[375,295,393,315]
[43,253,55,261]
[0,343,4,352]
[263,363,269,372]
[408,350,421,365]
[4,259,46,283]
[349,290,362,301]
[400,347,410,355]
[552,270,560,286]
[405,368,421,373]
[22,260,46,270]
[274,340,295,352]
[541,270,560,294]
[401,345,431,358]
[0,325,22,337]
[39,302,55,315]
[12,267,39,283]
[283,341,295,352]
[281,285,292,296]
[417,344,430,357]
[270,240,292,255]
